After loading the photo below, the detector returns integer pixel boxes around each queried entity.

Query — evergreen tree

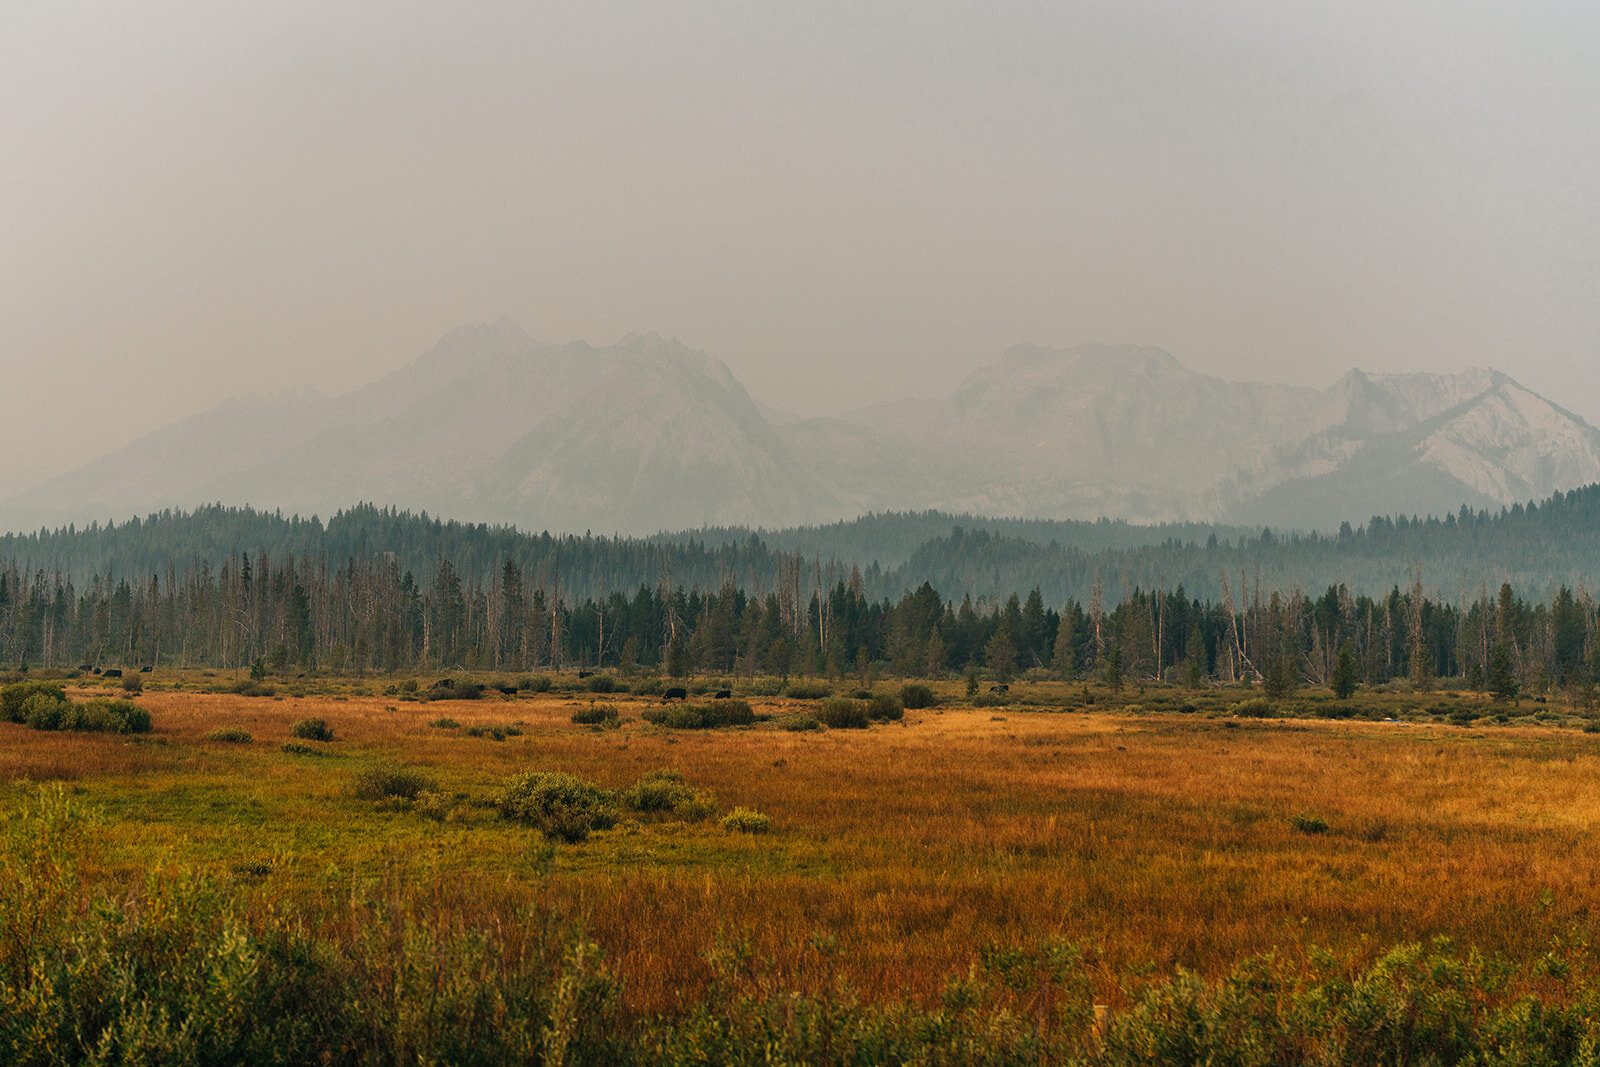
[1331,639,1358,700]
[1488,642,1518,702]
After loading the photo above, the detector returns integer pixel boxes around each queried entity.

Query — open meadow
[8,671,1600,1063]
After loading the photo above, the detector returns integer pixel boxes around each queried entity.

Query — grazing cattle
[76,664,93,673]
[988,683,1009,693]
[578,671,594,679]
[139,666,153,673]
[496,685,518,696]
[103,669,123,679]
[714,689,732,699]
[663,686,688,701]
[432,679,453,690]
[92,668,103,676]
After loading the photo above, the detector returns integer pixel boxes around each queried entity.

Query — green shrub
[585,674,619,694]
[1231,698,1277,718]
[518,674,553,692]
[721,807,771,834]
[900,683,936,709]
[783,680,831,700]
[22,690,69,730]
[291,717,334,741]
[427,679,482,701]
[747,678,783,697]
[1,681,65,722]
[465,723,508,741]
[281,741,339,757]
[352,765,437,801]
[12,689,150,734]
[817,698,868,729]
[428,717,460,729]
[120,673,144,695]
[494,771,617,843]
[641,700,755,729]
[631,676,665,696]
[1291,813,1329,834]
[867,692,904,722]
[206,727,253,743]
[618,769,695,813]
[778,713,820,732]
[572,703,621,726]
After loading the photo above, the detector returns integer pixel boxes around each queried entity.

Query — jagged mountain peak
[2,323,1596,536]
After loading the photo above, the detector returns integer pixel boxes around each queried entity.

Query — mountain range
[5,319,1598,535]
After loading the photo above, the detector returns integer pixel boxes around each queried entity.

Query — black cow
[432,679,454,690]
[496,685,518,696]
[92,668,103,675]
[663,686,688,701]
[578,671,594,679]
[139,666,153,673]
[988,683,1009,693]
[103,669,123,679]
[76,664,93,673]
[714,689,732,699]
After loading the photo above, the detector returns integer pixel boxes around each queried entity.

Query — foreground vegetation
[7,670,1600,1061]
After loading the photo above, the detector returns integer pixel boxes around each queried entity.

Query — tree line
[1,537,1592,702]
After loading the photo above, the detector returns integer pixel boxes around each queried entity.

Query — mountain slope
[3,325,1597,535]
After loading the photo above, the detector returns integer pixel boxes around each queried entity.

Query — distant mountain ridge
[4,320,1598,535]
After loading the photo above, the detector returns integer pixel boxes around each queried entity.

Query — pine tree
[1488,642,1518,703]
[1331,639,1358,700]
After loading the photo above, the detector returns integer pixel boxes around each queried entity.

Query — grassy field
[7,671,1600,1062]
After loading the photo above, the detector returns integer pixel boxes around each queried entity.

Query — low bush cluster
[585,674,619,693]
[465,723,523,741]
[517,674,553,692]
[720,807,771,834]
[352,764,437,802]
[900,682,936,709]
[494,771,617,842]
[867,692,904,722]
[1,682,151,734]
[778,713,820,731]
[816,697,869,729]
[291,717,334,741]
[427,716,460,729]
[1231,698,1277,718]
[641,699,755,730]
[572,703,621,726]
[782,680,831,700]
[205,727,253,743]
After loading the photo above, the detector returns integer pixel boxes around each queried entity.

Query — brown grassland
[5,671,1600,1030]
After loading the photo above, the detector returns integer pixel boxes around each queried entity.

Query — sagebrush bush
[206,727,253,743]
[783,680,831,700]
[1,681,65,722]
[585,674,619,693]
[494,771,617,842]
[618,769,694,813]
[900,683,936,709]
[779,713,820,732]
[1231,698,1277,718]
[518,674,553,692]
[120,672,143,695]
[817,697,869,729]
[721,807,771,834]
[352,764,437,801]
[630,676,666,696]
[428,717,461,729]
[641,700,755,729]
[465,723,522,741]
[291,717,334,741]
[867,692,904,722]
[571,703,620,726]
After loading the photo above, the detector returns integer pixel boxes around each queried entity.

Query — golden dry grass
[5,679,1599,1017]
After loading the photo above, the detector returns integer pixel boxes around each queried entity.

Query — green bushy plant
[900,683,936,709]
[867,692,904,721]
[494,771,617,843]
[817,697,869,729]
[518,674,553,692]
[720,807,771,834]
[291,717,334,741]
[641,700,755,729]
[352,764,437,802]
[783,680,831,700]
[571,703,620,726]
[778,713,820,731]
[206,727,253,743]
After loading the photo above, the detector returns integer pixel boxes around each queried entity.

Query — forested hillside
[4,490,1600,696]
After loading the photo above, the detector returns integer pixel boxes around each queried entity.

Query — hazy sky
[4,2,1598,496]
